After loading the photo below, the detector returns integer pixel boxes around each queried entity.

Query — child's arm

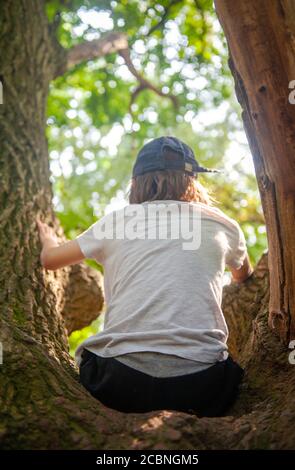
[37,218,85,270]
[230,252,254,284]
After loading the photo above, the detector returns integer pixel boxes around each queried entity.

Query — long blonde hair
[128,170,216,205]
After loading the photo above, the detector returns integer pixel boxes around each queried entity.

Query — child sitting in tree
[37,136,253,416]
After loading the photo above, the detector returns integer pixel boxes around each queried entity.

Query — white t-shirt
[74,200,247,376]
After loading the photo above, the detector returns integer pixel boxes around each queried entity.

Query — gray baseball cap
[132,136,222,177]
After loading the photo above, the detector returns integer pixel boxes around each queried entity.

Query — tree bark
[214,0,295,343]
[0,0,104,359]
[62,263,104,335]
[1,0,295,450]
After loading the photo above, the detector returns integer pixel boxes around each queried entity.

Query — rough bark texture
[62,264,104,335]
[1,0,295,450]
[215,0,295,343]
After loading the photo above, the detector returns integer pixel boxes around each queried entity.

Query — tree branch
[54,32,178,109]
[147,0,183,36]
[118,47,178,110]
[61,263,104,335]
[67,32,128,71]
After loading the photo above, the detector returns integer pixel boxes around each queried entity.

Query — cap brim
[193,167,222,174]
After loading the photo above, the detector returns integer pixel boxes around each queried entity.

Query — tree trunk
[214,0,295,343]
[1,0,295,450]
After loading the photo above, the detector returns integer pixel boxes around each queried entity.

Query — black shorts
[79,349,244,417]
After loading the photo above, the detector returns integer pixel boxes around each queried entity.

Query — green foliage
[69,316,104,357]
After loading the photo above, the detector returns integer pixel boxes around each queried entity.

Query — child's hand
[36,217,59,248]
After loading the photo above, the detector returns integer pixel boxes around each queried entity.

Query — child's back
[75,199,247,378]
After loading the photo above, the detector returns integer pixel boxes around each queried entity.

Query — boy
[37,136,253,416]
